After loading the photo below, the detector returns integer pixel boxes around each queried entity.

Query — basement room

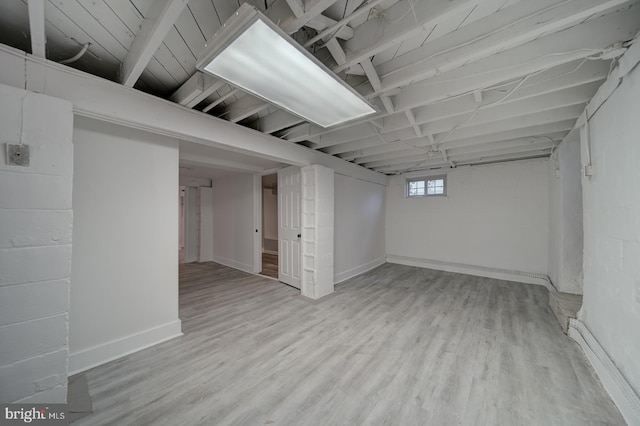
[1,0,639,424]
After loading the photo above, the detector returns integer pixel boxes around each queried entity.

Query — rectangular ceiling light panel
[196,4,377,128]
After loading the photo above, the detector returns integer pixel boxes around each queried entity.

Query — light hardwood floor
[73,262,624,425]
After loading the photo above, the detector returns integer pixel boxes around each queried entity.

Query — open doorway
[261,174,278,278]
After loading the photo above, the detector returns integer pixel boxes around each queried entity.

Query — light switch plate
[6,143,30,166]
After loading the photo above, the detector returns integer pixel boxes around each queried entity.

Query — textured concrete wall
[0,84,73,403]
[548,130,584,294]
[579,59,640,394]
[302,165,334,299]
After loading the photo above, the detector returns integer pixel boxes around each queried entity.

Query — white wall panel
[386,159,549,275]
[70,117,181,373]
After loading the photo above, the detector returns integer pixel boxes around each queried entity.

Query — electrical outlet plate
[5,143,30,166]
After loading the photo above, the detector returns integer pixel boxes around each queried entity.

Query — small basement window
[407,175,446,197]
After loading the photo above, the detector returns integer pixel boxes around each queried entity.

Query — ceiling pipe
[59,42,90,65]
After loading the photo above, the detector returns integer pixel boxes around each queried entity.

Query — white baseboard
[568,319,640,425]
[69,319,182,375]
[385,255,550,289]
[211,255,254,274]
[335,257,386,284]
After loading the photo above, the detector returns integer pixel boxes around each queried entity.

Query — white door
[278,166,302,288]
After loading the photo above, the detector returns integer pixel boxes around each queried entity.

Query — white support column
[301,165,334,299]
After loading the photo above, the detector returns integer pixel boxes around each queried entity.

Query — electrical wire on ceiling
[381,0,575,81]
[59,42,91,65]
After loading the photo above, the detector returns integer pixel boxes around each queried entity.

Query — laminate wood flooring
[73,262,624,425]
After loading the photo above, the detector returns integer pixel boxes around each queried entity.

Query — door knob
[297,233,301,238]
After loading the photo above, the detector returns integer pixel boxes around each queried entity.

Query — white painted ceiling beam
[341,129,569,162]
[376,0,631,94]
[267,0,340,34]
[27,0,46,58]
[348,105,582,156]
[362,140,556,169]
[361,58,394,114]
[284,58,609,144]
[170,73,225,108]
[202,89,239,113]
[0,45,387,185]
[335,0,480,73]
[224,94,271,123]
[119,0,189,87]
[257,110,305,133]
[440,121,574,151]
[355,136,562,165]
[306,14,353,40]
[405,110,421,138]
[393,7,640,112]
[180,154,266,173]
[317,81,597,150]
[372,145,555,172]
[327,119,574,157]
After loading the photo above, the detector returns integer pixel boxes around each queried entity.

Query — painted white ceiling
[1,0,638,175]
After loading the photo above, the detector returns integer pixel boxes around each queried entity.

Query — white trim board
[569,319,640,425]
[211,255,254,274]
[69,320,182,375]
[335,257,386,284]
[386,255,551,289]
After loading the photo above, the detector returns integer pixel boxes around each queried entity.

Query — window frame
[406,174,447,198]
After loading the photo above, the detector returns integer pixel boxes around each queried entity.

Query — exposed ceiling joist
[170,72,225,108]
[376,0,632,95]
[326,117,575,157]
[355,135,562,166]
[317,77,598,150]
[225,94,271,123]
[393,7,640,112]
[119,0,189,87]
[202,88,239,113]
[372,143,556,172]
[335,0,480,73]
[282,55,611,145]
[341,129,569,163]
[361,58,394,114]
[267,0,340,34]
[27,0,46,59]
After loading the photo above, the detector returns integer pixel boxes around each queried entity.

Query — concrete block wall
[301,165,334,299]
[548,129,584,294]
[578,55,640,400]
[0,84,73,403]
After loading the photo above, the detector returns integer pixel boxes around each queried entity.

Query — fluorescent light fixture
[196,4,377,128]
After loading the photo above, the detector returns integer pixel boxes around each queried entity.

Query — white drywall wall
[386,159,549,275]
[579,60,640,394]
[548,130,583,293]
[0,84,73,403]
[334,174,386,283]
[211,173,255,273]
[70,117,181,374]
